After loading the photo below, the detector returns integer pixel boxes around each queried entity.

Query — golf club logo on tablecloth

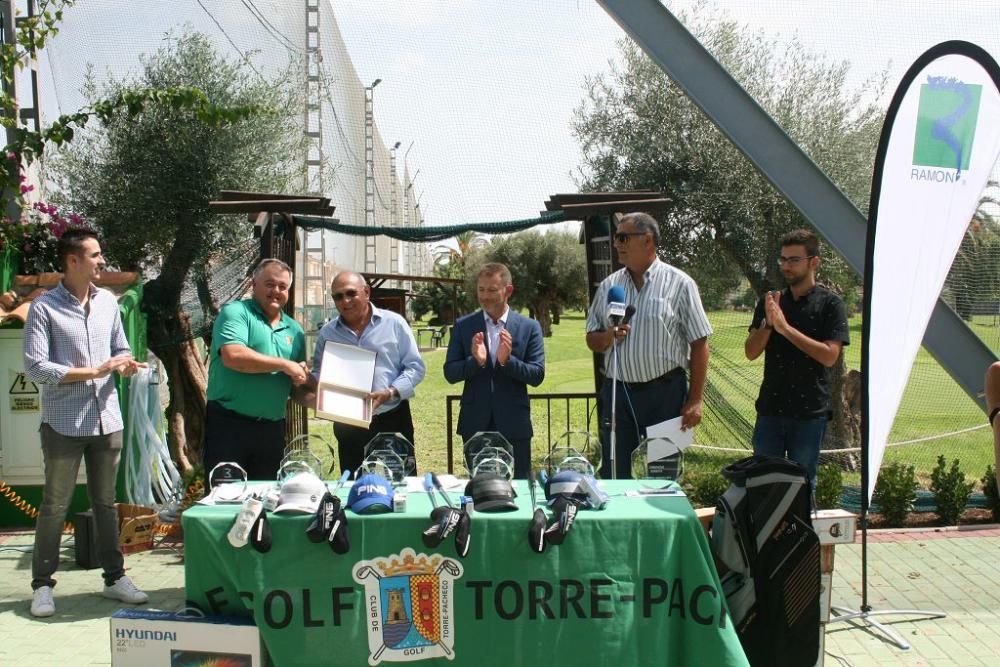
[353,548,464,665]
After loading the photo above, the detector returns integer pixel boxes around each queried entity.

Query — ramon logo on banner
[353,548,463,665]
[912,76,982,175]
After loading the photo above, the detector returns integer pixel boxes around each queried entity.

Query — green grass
[307,309,995,487]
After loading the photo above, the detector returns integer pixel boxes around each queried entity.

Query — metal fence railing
[444,392,600,473]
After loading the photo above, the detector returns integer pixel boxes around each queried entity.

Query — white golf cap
[274,472,328,514]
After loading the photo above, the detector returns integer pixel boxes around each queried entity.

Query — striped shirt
[586,260,713,382]
[23,282,132,436]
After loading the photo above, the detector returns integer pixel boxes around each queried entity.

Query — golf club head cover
[228,495,263,548]
[454,510,471,559]
[249,508,272,553]
[423,506,461,548]
[327,506,351,555]
[544,496,579,546]
[528,507,547,554]
[307,492,342,543]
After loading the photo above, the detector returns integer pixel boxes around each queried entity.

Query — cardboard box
[316,341,376,427]
[116,504,157,554]
[813,509,857,545]
[111,609,265,666]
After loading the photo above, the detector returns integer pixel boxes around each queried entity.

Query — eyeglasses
[332,289,361,301]
[613,231,648,243]
[777,255,815,266]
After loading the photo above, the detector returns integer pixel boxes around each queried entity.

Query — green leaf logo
[912,77,982,173]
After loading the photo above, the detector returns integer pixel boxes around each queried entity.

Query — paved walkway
[1,526,998,665]
[825,526,1000,666]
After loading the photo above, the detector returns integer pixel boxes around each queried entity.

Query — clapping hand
[497,329,512,366]
[471,332,488,367]
[764,291,787,333]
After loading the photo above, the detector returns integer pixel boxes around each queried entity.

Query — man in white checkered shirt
[23,229,150,618]
[586,212,713,479]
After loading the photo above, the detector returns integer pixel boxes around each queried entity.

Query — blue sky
[33,1,1000,230]
[333,0,1000,226]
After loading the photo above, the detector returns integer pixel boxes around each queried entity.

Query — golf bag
[711,455,820,667]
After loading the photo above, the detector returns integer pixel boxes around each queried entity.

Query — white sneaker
[31,586,55,617]
[102,575,149,604]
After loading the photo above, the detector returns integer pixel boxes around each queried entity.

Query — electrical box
[0,329,86,484]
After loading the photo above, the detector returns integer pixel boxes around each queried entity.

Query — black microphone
[621,305,636,328]
[607,285,627,326]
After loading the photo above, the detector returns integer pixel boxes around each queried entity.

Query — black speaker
[73,510,100,569]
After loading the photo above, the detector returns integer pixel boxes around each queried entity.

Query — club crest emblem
[353,548,463,664]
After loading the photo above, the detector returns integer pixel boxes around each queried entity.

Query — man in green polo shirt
[203,258,308,481]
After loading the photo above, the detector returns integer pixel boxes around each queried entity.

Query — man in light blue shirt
[310,271,425,475]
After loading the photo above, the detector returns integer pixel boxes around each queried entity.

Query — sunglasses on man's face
[613,231,648,243]
[332,289,361,301]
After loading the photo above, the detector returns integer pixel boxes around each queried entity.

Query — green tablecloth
[183,480,748,667]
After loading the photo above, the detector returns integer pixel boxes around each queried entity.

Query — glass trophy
[544,445,596,477]
[364,432,417,479]
[281,434,326,480]
[356,455,400,484]
[277,458,323,485]
[463,432,515,478]
[632,437,684,480]
[550,431,601,473]
[470,446,515,481]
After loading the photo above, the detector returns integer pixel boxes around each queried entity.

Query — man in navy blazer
[444,263,545,477]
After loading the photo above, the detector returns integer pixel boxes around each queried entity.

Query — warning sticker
[9,370,39,412]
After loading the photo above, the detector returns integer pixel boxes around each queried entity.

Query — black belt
[208,400,285,424]
[622,367,685,390]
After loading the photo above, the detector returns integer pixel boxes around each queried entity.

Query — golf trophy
[463,431,515,480]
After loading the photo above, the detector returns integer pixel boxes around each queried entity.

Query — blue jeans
[751,415,826,487]
[32,424,125,589]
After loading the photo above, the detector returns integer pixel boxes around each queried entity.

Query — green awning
[291,210,567,242]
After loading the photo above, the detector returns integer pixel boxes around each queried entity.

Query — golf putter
[431,473,455,508]
[433,473,471,559]
[331,469,352,494]
[422,473,455,548]
[527,470,546,553]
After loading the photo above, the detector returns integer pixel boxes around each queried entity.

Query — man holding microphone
[585,213,713,479]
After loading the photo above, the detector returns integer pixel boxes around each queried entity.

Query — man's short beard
[784,272,807,287]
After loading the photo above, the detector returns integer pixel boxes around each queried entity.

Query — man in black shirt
[745,230,850,486]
